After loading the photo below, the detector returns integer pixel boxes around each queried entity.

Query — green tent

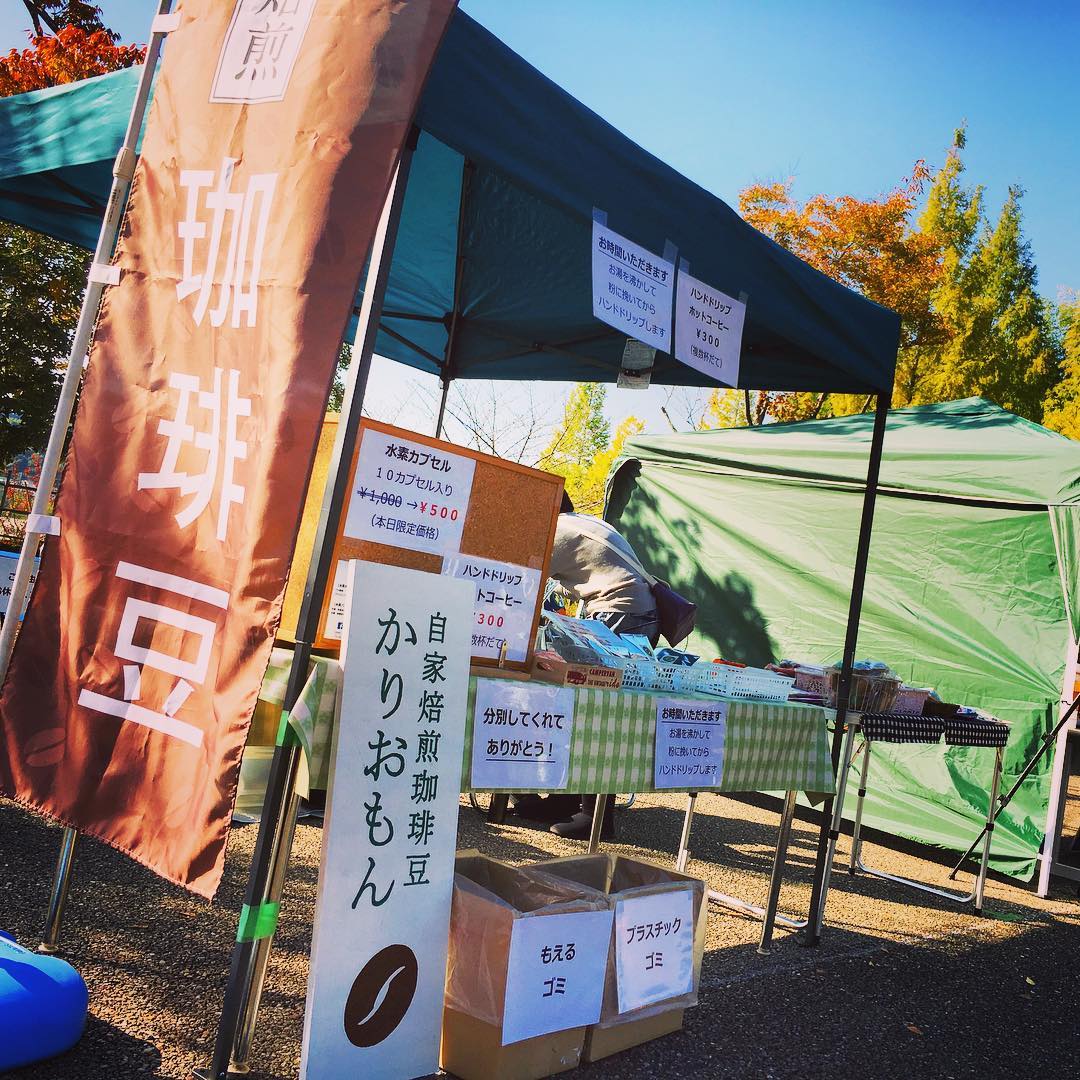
[608,398,1080,879]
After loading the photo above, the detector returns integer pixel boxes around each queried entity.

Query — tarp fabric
[0,12,898,394]
[607,398,1080,879]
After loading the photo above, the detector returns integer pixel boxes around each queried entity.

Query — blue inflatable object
[0,930,88,1071]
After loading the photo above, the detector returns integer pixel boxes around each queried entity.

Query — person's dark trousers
[579,793,617,838]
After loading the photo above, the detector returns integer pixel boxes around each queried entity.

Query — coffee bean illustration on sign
[343,944,419,1047]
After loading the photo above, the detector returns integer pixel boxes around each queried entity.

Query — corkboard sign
[314,419,563,667]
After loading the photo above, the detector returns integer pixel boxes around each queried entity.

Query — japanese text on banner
[654,698,727,789]
[343,428,476,557]
[673,269,745,387]
[301,562,472,1080]
[0,0,458,900]
[471,679,574,790]
[441,555,541,663]
[591,217,674,352]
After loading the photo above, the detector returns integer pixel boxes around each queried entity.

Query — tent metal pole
[803,392,890,946]
[204,135,417,1080]
[434,160,473,440]
[950,691,1080,882]
[0,1,176,955]
[435,377,453,438]
[38,827,78,954]
[1035,635,1079,895]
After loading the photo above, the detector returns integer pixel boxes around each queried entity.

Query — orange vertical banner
[0,0,456,898]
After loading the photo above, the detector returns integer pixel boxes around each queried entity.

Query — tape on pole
[27,514,60,536]
[151,12,182,33]
[236,901,281,943]
[88,263,121,287]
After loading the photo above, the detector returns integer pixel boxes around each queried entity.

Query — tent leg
[676,792,698,872]
[0,2,175,954]
[758,790,799,954]
[203,138,416,1080]
[433,160,471,442]
[848,740,870,874]
[803,393,890,946]
[38,828,78,954]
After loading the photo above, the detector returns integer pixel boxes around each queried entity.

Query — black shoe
[549,811,616,842]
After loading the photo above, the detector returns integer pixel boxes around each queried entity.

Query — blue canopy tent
[0,10,899,396]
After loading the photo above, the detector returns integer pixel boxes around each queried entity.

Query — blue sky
[2,1,1076,439]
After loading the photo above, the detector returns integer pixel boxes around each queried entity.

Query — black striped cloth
[860,713,1010,748]
[860,714,945,744]
[943,716,1010,748]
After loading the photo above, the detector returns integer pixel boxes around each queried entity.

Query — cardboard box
[441,853,610,1080]
[441,1007,584,1080]
[529,854,706,1063]
[584,1007,685,1062]
[530,650,623,690]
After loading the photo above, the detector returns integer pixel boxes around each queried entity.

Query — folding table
[831,712,1009,915]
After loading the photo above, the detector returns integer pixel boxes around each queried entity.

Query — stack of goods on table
[531,613,795,703]
[441,852,706,1080]
[767,658,1005,728]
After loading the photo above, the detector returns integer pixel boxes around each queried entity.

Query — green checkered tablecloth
[461,680,835,798]
[261,647,342,791]
[257,658,835,800]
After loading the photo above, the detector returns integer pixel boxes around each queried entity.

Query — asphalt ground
[2,791,1078,1079]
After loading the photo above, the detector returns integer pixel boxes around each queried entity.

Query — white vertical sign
[591,217,674,352]
[674,270,746,387]
[0,551,39,616]
[301,562,472,1080]
[321,558,350,642]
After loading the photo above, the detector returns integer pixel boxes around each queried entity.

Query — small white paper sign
[502,910,613,1044]
[615,889,695,1013]
[654,698,727,790]
[442,555,541,663]
[592,218,674,352]
[471,679,574,790]
[0,552,39,617]
[343,427,476,557]
[301,562,473,1080]
[321,559,351,642]
[674,271,746,388]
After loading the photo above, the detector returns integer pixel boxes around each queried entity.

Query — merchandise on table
[531,649,625,690]
[540,613,795,704]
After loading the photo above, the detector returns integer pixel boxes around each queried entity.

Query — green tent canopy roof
[0,11,899,394]
[609,398,1080,879]
[618,397,1080,507]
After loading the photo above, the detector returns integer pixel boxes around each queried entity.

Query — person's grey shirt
[548,513,655,615]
